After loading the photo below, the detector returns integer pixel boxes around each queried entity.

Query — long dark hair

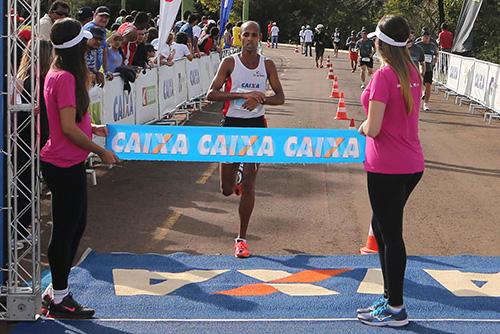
[375,15,418,114]
[50,18,89,122]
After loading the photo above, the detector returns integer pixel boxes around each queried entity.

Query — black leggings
[41,161,87,291]
[367,171,423,306]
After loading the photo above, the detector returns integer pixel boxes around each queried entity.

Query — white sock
[53,288,69,304]
[235,237,246,243]
[387,304,403,313]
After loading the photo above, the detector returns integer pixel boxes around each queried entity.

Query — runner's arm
[263,59,285,106]
[206,58,265,103]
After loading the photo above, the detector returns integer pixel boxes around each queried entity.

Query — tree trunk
[438,0,446,24]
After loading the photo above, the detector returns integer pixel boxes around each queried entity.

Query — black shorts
[222,116,267,128]
[315,46,325,58]
[423,71,433,84]
[359,57,374,68]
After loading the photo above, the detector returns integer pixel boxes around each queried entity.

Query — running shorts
[315,46,325,59]
[222,116,267,128]
[349,51,358,61]
[423,71,433,84]
[359,57,374,68]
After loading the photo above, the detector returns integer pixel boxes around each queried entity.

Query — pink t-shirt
[41,70,92,168]
[361,65,425,174]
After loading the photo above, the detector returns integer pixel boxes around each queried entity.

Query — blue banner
[219,0,235,38]
[106,125,366,164]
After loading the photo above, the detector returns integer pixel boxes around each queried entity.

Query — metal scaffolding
[1,0,42,321]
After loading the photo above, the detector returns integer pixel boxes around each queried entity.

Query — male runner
[416,30,438,111]
[346,30,358,72]
[355,28,375,88]
[207,21,285,258]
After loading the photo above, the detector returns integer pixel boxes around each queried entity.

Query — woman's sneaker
[48,293,95,319]
[358,304,409,327]
[40,294,52,316]
[234,239,251,258]
[356,296,387,314]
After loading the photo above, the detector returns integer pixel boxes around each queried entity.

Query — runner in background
[207,21,285,258]
[415,30,438,111]
[331,27,341,57]
[356,28,375,88]
[270,22,280,48]
[357,15,424,327]
[407,30,425,75]
[346,30,358,72]
[303,25,313,57]
[314,24,326,68]
[299,25,306,55]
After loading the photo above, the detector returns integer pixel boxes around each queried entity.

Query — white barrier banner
[186,58,203,100]
[210,52,221,81]
[89,85,105,147]
[135,68,159,124]
[457,58,475,96]
[173,59,188,107]
[446,55,462,92]
[470,61,489,103]
[102,76,136,125]
[484,64,499,111]
[199,55,212,93]
[158,65,177,118]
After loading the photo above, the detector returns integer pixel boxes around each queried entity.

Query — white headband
[52,29,92,49]
[367,26,408,47]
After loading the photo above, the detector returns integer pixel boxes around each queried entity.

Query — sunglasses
[242,32,259,38]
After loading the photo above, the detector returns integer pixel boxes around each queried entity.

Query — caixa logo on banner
[190,69,200,86]
[474,73,485,90]
[450,66,459,80]
[113,91,135,122]
[163,78,175,100]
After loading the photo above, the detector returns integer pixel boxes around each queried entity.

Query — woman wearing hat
[41,18,118,318]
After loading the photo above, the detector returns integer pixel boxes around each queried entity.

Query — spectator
[200,21,217,40]
[180,14,199,53]
[118,12,149,66]
[145,44,156,66]
[303,25,314,57]
[153,32,175,66]
[174,10,191,33]
[172,32,193,61]
[438,23,453,52]
[131,10,138,18]
[76,7,93,26]
[40,1,70,40]
[270,22,280,48]
[192,16,204,57]
[115,9,127,25]
[232,21,243,48]
[106,32,124,73]
[147,27,158,44]
[42,17,118,319]
[83,6,111,74]
[124,15,134,23]
[223,23,233,49]
[199,26,220,55]
[86,27,107,86]
[110,23,120,32]
[198,16,209,29]
[132,29,149,67]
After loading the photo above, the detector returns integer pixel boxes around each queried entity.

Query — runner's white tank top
[223,53,267,119]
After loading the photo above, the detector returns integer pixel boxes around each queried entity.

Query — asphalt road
[37,47,500,265]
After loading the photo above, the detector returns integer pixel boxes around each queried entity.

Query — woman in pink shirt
[41,18,118,319]
[356,15,424,327]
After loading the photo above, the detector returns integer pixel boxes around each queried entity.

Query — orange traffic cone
[348,118,356,130]
[335,92,348,120]
[360,225,379,254]
[327,67,335,80]
[326,56,331,68]
[295,45,299,53]
[330,79,340,99]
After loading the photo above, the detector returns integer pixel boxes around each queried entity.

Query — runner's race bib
[424,54,433,63]
[361,57,371,62]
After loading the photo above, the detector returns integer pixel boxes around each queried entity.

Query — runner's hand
[92,125,109,137]
[242,98,261,111]
[99,149,119,165]
[358,120,367,136]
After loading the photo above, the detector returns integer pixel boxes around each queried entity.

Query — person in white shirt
[303,25,314,57]
[299,26,306,54]
[171,32,193,61]
[192,22,202,57]
[39,1,70,40]
[270,22,280,48]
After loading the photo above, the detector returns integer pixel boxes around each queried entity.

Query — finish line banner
[106,125,366,164]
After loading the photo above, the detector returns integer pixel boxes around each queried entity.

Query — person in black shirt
[314,24,326,68]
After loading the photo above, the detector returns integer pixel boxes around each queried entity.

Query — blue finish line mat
[12,251,500,333]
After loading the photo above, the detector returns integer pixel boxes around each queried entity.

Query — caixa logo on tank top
[113,91,135,122]
[190,69,200,86]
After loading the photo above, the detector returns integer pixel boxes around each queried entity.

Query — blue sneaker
[356,296,387,314]
[358,304,409,327]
